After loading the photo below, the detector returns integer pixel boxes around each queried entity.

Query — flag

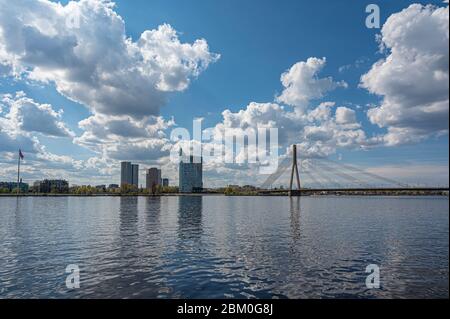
[19,149,24,160]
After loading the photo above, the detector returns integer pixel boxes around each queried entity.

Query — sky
[0,0,448,187]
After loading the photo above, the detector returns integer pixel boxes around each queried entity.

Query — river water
[0,196,448,299]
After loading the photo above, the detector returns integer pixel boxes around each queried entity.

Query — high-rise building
[121,162,139,187]
[179,149,203,193]
[121,161,132,186]
[162,178,169,187]
[146,168,161,189]
[132,164,139,187]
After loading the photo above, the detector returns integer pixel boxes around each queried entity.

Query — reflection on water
[178,196,203,240]
[119,197,139,236]
[144,197,161,229]
[0,196,448,299]
[290,197,301,245]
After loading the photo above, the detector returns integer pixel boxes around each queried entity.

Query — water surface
[0,196,448,298]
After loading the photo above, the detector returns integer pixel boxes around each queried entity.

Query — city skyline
[0,0,448,188]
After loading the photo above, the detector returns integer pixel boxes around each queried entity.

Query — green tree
[120,184,138,194]
[0,187,11,194]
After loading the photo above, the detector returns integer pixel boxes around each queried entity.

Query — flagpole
[17,150,20,196]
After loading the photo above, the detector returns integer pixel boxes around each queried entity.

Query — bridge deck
[258,187,449,196]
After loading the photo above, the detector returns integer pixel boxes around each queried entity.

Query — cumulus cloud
[206,100,365,164]
[0,130,39,154]
[165,56,367,178]
[74,113,175,160]
[361,3,449,146]
[276,57,347,108]
[202,56,363,164]
[300,104,366,153]
[0,122,122,185]
[0,124,93,183]
[335,106,357,125]
[0,0,219,118]
[218,102,302,144]
[0,90,126,184]
[77,113,173,141]
[203,54,361,163]
[0,0,220,177]
[0,92,74,137]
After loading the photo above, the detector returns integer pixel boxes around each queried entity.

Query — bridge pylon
[289,144,301,196]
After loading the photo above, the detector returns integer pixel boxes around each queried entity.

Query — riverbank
[0,190,448,197]
[0,193,220,197]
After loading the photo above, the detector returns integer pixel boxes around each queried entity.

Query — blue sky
[0,0,448,187]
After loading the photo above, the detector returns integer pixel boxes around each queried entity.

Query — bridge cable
[302,169,324,188]
[260,156,291,189]
[307,160,344,188]
[314,160,372,188]
[322,158,410,188]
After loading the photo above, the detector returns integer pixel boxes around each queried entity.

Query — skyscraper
[146,168,161,189]
[121,162,139,187]
[121,161,132,186]
[132,164,139,187]
[179,149,203,193]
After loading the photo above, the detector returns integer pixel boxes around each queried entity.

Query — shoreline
[0,192,448,198]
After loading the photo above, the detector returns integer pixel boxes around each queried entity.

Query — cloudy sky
[0,0,448,187]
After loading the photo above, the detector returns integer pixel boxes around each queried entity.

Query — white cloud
[219,102,303,144]
[338,57,369,73]
[107,138,172,161]
[208,55,363,160]
[206,99,366,164]
[361,3,449,145]
[335,106,357,125]
[0,0,219,118]
[276,57,347,108]
[74,113,175,160]
[0,130,39,154]
[307,101,334,122]
[139,24,219,92]
[0,0,220,180]
[0,126,95,184]
[0,122,124,185]
[77,113,173,140]
[0,91,74,137]
[173,56,369,180]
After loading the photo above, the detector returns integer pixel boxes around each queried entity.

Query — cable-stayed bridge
[259,145,449,196]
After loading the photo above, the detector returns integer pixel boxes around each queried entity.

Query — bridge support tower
[289,144,301,196]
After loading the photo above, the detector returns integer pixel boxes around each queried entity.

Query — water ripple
[0,196,448,299]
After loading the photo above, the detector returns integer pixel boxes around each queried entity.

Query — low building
[0,181,29,193]
[35,179,69,194]
[95,185,106,192]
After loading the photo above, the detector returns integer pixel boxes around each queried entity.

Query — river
[0,196,448,298]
